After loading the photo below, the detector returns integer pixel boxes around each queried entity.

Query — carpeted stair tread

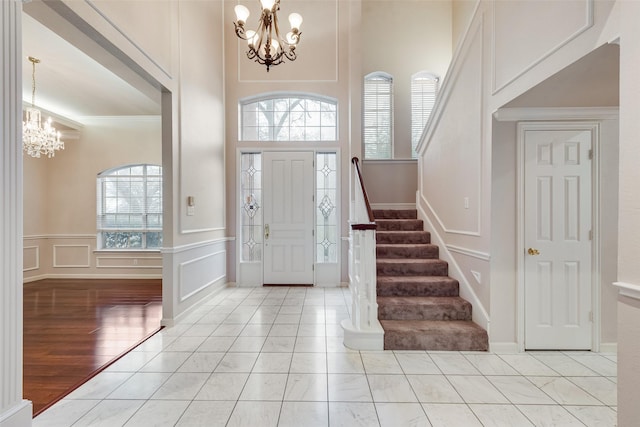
[378,296,472,321]
[377,276,459,297]
[377,244,439,259]
[376,219,424,231]
[377,258,448,276]
[373,209,417,219]
[380,319,489,351]
[376,231,431,244]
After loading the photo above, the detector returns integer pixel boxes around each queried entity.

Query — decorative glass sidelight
[240,153,262,261]
[316,152,337,263]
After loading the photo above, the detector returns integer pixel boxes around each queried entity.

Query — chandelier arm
[234,22,249,40]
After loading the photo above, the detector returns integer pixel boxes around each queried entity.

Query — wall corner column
[1,1,32,426]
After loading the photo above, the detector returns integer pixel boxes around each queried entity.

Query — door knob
[527,248,540,256]
[264,224,270,240]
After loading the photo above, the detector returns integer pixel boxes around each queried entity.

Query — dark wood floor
[23,279,162,415]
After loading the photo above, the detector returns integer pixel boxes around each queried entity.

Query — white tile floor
[34,286,618,427]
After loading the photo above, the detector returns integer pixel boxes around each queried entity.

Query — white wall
[616,0,640,424]
[223,0,358,284]
[417,0,620,347]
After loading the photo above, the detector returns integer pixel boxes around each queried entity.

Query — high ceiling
[22,13,161,126]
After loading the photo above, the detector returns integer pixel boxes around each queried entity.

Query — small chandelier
[233,0,303,71]
[23,56,64,158]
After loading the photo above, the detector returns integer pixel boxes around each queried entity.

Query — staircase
[374,209,488,351]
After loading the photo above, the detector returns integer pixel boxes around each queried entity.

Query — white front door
[523,125,593,350]
[263,151,315,285]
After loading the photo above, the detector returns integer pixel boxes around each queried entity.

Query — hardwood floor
[23,279,162,416]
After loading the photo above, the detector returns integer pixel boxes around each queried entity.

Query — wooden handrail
[351,157,376,224]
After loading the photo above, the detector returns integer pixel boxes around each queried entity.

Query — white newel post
[341,159,383,350]
[1,1,32,426]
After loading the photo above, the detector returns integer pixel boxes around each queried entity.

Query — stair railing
[342,157,384,350]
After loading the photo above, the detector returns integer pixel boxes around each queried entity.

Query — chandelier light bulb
[246,30,258,47]
[288,12,303,31]
[234,4,250,25]
[260,0,276,12]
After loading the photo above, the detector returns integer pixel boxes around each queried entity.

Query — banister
[351,157,376,225]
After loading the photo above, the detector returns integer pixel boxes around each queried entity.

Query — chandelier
[233,0,303,71]
[23,56,64,158]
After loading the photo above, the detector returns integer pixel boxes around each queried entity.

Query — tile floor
[34,286,618,427]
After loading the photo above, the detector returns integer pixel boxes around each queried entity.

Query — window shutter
[363,73,393,159]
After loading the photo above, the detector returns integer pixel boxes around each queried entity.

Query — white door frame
[235,148,341,287]
[516,121,601,352]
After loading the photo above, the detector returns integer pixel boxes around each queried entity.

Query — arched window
[363,72,393,159]
[239,93,337,141]
[411,71,439,158]
[97,164,162,249]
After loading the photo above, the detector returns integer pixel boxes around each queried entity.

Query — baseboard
[599,342,617,353]
[24,273,162,283]
[161,280,227,327]
[0,400,32,427]
[490,342,520,353]
[370,203,416,210]
[341,318,384,351]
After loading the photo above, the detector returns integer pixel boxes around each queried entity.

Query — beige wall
[362,0,453,160]
[23,117,162,281]
[321,0,453,206]
[452,0,477,52]
[24,0,229,322]
[362,160,417,205]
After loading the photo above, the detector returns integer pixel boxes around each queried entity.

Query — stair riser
[383,330,489,351]
[377,262,448,276]
[376,233,431,244]
[373,209,417,219]
[377,282,459,297]
[377,245,438,259]
[376,220,424,231]
[378,304,472,321]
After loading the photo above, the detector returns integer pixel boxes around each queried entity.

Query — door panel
[524,128,592,350]
[263,152,314,284]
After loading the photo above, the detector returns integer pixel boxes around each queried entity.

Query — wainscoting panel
[23,245,40,272]
[96,256,163,269]
[179,249,226,302]
[53,245,91,268]
[24,235,164,280]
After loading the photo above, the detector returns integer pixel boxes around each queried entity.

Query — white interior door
[523,126,593,350]
[263,151,314,285]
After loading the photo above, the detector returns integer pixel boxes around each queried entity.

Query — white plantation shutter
[97,164,163,249]
[364,72,393,159]
[411,72,439,158]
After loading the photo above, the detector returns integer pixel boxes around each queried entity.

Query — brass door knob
[527,248,540,256]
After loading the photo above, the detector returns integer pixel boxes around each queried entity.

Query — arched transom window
[239,94,337,142]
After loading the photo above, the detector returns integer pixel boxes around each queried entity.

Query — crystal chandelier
[233,0,303,71]
[23,56,64,158]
